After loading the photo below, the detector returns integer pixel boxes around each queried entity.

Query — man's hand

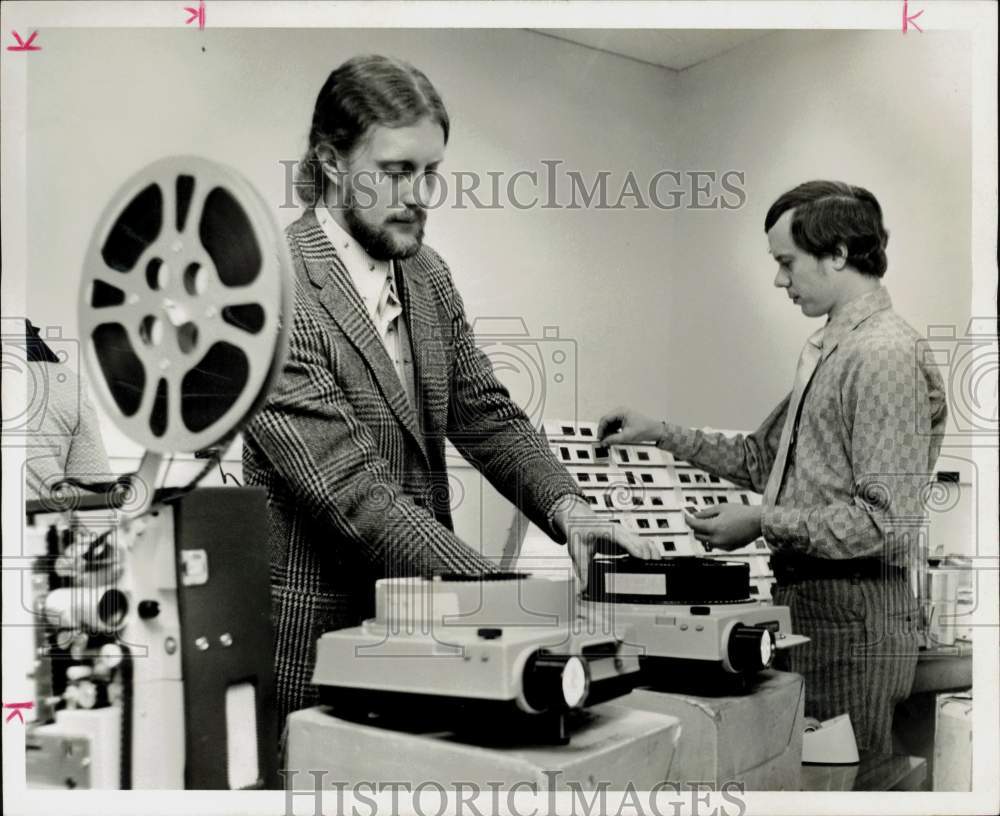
[684,504,763,551]
[597,407,662,446]
[551,497,660,590]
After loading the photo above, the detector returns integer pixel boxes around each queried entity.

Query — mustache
[387,208,426,225]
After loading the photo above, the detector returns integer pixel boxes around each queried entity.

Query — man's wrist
[656,420,679,450]
[656,422,701,459]
[758,504,792,552]
[548,494,590,542]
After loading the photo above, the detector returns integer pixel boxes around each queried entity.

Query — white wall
[661,30,973,430]
[24,29,972,553]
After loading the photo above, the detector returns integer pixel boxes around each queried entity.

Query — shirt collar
[820,286,892,353]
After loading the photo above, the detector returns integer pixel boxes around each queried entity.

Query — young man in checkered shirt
[600,181,947,754]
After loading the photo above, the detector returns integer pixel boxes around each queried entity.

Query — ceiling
[533,29,774,72]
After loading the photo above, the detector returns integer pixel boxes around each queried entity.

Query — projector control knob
[76,680,99,710]
[523,652,590,713]
[726,626,775,673]
[138,600,160,619]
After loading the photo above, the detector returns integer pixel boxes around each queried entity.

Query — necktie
[762,326,826,506]
[376,268,413,404]
[374,272,402,340]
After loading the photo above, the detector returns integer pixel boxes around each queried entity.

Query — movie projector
[507,421,809,690]
[584,554,807,688]
[312,568,643,743]
[24,157,291,790]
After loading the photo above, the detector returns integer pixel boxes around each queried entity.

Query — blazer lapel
[294,211,429,463]
[396,256,450,440]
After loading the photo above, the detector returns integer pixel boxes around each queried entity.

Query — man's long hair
[295,55,450,207]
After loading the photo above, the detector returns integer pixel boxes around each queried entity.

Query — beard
[343,192,427,261]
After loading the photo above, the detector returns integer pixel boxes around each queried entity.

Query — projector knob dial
[76,680,99,710]
[726,626,776,674]
[523,652,590,713]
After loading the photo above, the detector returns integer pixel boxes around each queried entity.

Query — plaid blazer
[243,209,579,720]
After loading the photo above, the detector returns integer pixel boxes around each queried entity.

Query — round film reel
[80,157,291,454]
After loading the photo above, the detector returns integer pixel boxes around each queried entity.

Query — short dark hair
[764,180,890,278]
[295,54,450,206]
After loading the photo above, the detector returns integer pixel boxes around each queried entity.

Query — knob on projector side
[522,652,591,712]
[726,626,776,673]
[138,600,161,619]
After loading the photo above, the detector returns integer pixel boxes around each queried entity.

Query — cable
[217,458,242,487]
[159,454,176,490]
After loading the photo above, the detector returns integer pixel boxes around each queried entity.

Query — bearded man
[244,55,655,724]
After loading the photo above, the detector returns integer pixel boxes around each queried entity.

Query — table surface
[913,642,973,693]
[801,753,927,791]
[919,641,973,660]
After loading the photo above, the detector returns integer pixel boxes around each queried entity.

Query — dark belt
[772,557,907,585]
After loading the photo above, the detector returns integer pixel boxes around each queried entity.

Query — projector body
[312,573,642,741]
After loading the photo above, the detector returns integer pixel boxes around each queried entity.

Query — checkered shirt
[660,287,947,567]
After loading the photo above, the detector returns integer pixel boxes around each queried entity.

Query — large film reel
[80,157,291,456]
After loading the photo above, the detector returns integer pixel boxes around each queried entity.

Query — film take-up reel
[26,157,291,790]
[78,156,291,510]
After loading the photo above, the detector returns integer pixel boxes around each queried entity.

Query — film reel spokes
[80,157,290,457]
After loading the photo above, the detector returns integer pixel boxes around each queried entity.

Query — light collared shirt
[659,287,947,567]
[315,206,409,391]
[23,364,111,501]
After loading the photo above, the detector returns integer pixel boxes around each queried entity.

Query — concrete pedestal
[286,702,681,790]
[620,670,805,790]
